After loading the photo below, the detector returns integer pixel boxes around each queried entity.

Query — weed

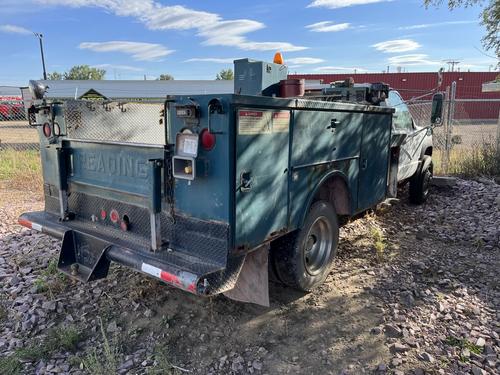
[445,336,483,360]
[0,294,8,323]
[15,345,47,362]
[0,356,22,375]
[35,258,67,297]
[370,226,386,261]
[147,345,182,375]
[472,237,485,250]
[81,317,121,375]
[16,326,82,362]
[52,326,81,352]
[34,278,48,293]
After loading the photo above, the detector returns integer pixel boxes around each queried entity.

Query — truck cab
[386,90,433,182]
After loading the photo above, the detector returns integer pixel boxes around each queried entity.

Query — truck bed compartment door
[235,109,290,249]
[357,113,392,210]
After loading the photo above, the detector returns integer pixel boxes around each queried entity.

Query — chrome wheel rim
[303,216,333,276]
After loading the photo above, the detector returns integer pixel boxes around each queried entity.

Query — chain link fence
[0,99,38,151]
[408,84,500,176]
[1,84,499,185]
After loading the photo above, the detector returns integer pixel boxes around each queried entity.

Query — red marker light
[110,209,119,223]
[200,128,216,151]
[42,123,51,138]
[100,209,107,220]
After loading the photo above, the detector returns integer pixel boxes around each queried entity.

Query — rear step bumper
[18,211,228,295]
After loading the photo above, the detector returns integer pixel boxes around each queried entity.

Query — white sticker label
[238,110,272,135]
[182,138,198,155]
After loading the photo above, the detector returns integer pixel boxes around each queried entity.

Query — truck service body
[19,58,441,305]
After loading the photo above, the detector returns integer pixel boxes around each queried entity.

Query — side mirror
[431,92,445,126]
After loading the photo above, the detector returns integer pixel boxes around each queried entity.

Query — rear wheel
[271,201,339,291]
[409,155,433,204]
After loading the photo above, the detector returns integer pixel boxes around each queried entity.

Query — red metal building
[289,72,500,120]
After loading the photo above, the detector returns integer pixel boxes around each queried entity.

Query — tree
[216,69,234,80]
[47,71,63,80]
[63,65,106,80]
[157,74,174,80]
[424,0,499,57]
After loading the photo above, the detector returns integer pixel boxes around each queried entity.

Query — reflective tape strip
[141,262,161,279]
[140,262,197,294]
[31,223,43,231]
[18,218,42,232]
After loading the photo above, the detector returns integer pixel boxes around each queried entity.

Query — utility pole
[33,32,47,80]
[444,60,460,72]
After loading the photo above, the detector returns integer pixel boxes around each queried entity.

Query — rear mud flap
[224,246,269,307]
[58,230,112,282]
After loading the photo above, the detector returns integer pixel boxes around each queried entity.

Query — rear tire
[271,201,339,292]
[409,155,433,205]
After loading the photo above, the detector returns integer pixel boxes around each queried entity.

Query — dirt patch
[0,179,499,375]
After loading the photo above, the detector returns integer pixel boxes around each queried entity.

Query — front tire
[271,201,339,292]
[409,155,433,204]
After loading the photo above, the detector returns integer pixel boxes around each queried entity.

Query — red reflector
[18,218,32,229]
[110,209,119,223]
[200,128,216,151]
[160,270,181,286]
[100,209,107,220]
[42,123,51,138]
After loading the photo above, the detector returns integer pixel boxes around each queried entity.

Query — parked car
[0,96,26,121]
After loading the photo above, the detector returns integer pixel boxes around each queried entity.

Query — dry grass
[434,139,500,177]
[0,150,43,201]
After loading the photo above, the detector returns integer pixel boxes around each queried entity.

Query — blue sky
[0,0,497,85]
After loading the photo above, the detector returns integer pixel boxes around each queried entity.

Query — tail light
[42,122,51,137]
[109,209,119,223]
[200,128,216,151]
[100,209,107,220]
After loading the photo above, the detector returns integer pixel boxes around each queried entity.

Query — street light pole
[34,32,47,80]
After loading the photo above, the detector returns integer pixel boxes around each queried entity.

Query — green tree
[424,0,499,56]
[157,74,174,80]
[63,65,106,80]
[47,72,63,80]
[216,69,234,80]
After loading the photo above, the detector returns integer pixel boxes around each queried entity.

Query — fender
[419,129,433,160]
[298,169,352,228]
[421,154,432,171]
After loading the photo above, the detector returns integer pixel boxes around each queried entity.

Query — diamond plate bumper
[18,211,242,296]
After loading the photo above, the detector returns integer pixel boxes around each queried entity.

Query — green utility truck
[20,58,444,305]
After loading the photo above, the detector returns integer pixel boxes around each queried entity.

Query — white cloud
[388,54,440,66]
[185,58,239,63]
[399,20,476,30]
[79,41,174,61]
[37,0,306,52]
[0,24,31,34]
[314,66,367,72]
[372,39,421,53]
[91,64,144,72]
[306,21,350,32]
[308,0,391,9]
[287,57,325,64]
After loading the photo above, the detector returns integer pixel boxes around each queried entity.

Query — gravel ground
[0,178,499,375]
